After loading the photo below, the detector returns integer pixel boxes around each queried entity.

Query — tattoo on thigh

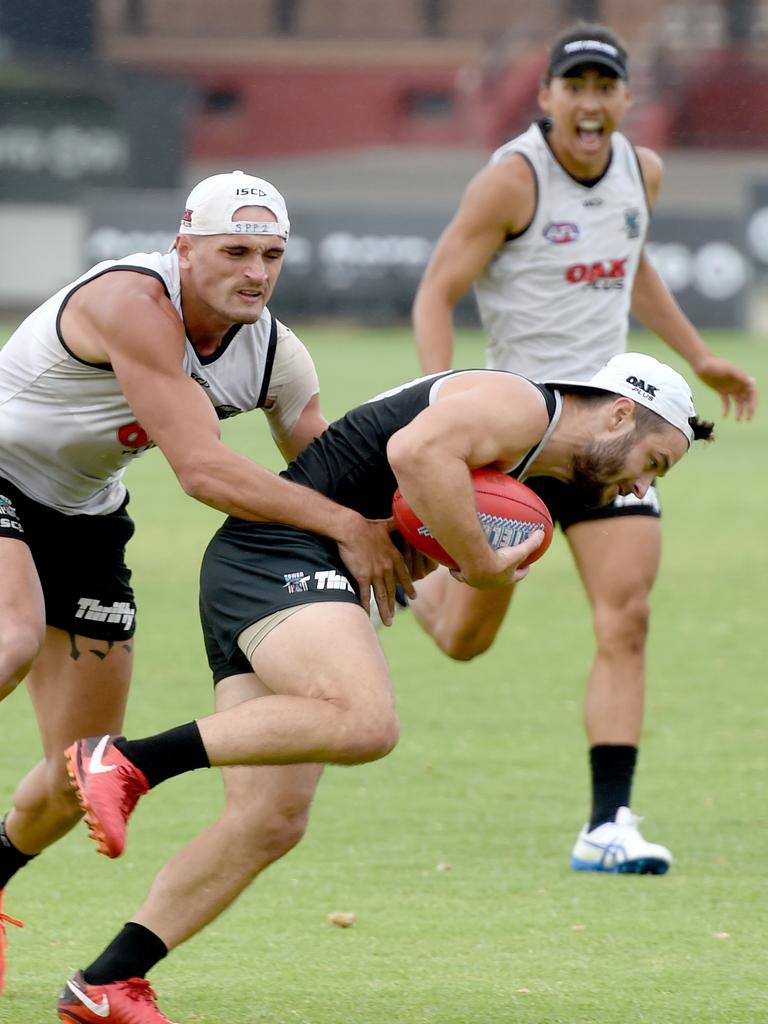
[68,634,134,662]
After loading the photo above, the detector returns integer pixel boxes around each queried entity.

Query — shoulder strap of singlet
[56,265,171,371]
[514,383,562,479]
[256,313,278,409]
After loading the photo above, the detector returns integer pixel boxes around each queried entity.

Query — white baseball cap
[550,352,697,445]
[179,170,290,240]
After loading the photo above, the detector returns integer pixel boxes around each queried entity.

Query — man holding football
[410,22,757,874]
[58,351,713,1023]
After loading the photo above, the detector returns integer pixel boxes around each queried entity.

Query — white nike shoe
[570,806,672,874]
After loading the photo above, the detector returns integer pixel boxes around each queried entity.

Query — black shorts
[200,518,361,684]
[0,477,137,640]
[525,477,661,532]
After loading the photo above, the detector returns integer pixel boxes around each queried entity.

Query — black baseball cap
[548,28,629,80]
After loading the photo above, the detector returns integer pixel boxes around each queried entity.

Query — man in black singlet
[58,353,713,1024]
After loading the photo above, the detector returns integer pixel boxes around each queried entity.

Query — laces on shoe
[119,978,159,1002]
[117,978,173,1021]
[0,910,24,930]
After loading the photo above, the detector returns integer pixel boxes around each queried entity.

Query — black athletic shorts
[0,477,137,640]
[200,518,361,684]
[525,478,661,532]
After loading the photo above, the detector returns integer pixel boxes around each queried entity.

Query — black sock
[114,722,210,789]
[0,815,37,889]
[589,744,638,830]
[83,923,168,985]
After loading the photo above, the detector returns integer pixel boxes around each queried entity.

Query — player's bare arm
[635,146,663,206]
[278,393,328,463]
[630,149,758,420]
[387,374,547,587]
[413,156,535,373]
[261,324,327,462]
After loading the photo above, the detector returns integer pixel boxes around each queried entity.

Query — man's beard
[570,433,636,507]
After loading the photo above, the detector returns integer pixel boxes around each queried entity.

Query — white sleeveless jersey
[0,251,317,515]
[475,120,649,381]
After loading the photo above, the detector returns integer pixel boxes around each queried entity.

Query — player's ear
[607,397,636,432]
[175,234,193,267]
[538,82,552,113]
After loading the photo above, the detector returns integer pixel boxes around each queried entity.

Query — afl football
[392,468,553,571]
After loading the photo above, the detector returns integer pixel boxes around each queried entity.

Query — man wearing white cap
[58,351,713,1022]
[0,170,413,992]
[411,22,758,873]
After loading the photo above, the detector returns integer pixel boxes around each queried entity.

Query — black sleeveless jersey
[282,370,558,521]
[201,371,558,677]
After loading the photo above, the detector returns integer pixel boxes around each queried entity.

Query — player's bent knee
[237,807,310,866]
[439,635,487,662]
[255,807,310,861]
[436,622,497,662]
[336,712,400,765]
[0,623,45,697]
[222,791,314,870]
[594,597,651,656]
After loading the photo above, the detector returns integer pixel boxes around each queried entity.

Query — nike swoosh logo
[67,978,110,1017]
[89,735,117,775]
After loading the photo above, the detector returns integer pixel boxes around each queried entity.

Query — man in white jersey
[0,170,413,992]
[410,24,758,873]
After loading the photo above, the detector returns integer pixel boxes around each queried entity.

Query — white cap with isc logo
[179,170,290,240]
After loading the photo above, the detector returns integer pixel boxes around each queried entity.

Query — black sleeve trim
[629,139,653,221]
[256,314,278,409]
[504,153,538,242]
[534,382,558,418]
[55,265,170,370]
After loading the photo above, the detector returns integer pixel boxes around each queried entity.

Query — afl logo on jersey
[624,208,641,239]
[117,422,150,449]
[543,222,580,244]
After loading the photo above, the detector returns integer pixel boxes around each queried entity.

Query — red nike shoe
[0,890,24,994]
[57,971,178,1023]
[65,736,149,859]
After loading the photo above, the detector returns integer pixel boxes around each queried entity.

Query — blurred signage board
[83,193,748,328]
[644,215,748,329]
[0,63,191,200]
[746,183,768,268]
[0,89,129,198]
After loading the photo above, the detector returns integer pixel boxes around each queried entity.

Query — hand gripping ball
[392,468,553,571]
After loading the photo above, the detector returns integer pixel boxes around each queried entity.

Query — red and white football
[392,468,553,571]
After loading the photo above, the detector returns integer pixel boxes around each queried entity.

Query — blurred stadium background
[1,0,768,333]
[0,8,766,1021]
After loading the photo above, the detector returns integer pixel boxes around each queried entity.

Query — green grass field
[1,326,766,1023]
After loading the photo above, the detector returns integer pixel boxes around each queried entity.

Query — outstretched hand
[695,354,759,421]
[336,515,415,626]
